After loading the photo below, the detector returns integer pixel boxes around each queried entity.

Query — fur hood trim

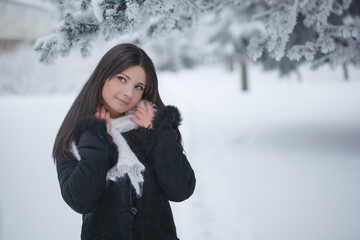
[72,116,108,146]
[152,105,182,129]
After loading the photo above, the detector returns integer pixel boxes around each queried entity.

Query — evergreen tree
[35,0,360,76]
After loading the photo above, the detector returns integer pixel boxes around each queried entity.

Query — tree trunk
[240,58,248,91]
[226,55,234,72]
[343,63,349,81]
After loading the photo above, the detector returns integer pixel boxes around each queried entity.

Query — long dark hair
[53,43,182,161]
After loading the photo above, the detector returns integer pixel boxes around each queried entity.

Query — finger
[105,110,111,123]
[95,104,100,116]
[144,105,155,120]
[145,101,154,113]
[143,102,155,118]
[136,105,147,114]
[130,117,142,126]
[147,109,155,119]
[100,106,106,119]
[134,110,143,119]
[105,111,111,132]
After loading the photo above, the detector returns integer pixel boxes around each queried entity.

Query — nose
[123,84,134,98]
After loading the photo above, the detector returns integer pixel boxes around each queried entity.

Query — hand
[95,105,111,134]
[131,101,155,129]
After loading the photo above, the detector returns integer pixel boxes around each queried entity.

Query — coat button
[130,207,137,215]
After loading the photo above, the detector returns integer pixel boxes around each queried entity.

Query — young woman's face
[102,65,146,118]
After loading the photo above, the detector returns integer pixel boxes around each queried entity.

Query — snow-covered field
[1,52,360,240]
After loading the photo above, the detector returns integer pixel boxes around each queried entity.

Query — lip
[116,98,129,105]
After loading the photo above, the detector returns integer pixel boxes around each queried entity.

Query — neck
[110,111,124,118]
[103,102,125,118]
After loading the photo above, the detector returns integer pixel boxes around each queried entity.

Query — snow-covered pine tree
[34,0,99,64]
[35,0,360,77]
[202,3,265,91]
[248,0,360,74]
[258,13,318,77]
[34,0,202,64]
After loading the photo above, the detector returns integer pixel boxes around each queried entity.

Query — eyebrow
[121,73,131,80]
[119,73,146,86]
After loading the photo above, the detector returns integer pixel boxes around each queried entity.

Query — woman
[53,43,196,240]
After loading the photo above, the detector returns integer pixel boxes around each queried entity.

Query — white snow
[0,50,360,240]
[91,0,104,22]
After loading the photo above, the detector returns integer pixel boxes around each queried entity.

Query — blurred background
[1,0,360,239]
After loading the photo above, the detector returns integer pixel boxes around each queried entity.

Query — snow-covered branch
[34,0,360,73]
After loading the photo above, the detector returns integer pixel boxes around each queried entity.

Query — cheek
[101,89,110,105]
[101,89,106,103]
[101,81,112,101]
[134,90,144,100]
[130,92,144,107]
[102,81,119,103]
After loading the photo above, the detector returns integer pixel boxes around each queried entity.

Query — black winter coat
[56,106,196,240]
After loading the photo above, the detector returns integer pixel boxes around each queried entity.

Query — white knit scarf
[71,100,155,197]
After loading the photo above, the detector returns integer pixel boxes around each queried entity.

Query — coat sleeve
[56,116,118,214]
[137,106,196,202]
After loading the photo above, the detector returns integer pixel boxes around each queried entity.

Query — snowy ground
[1,59,360,240]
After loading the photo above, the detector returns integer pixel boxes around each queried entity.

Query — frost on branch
[247,37,267,61]
[35,0,201,63]
[287,41,316,61]
[33,34,65,65]
[34,0,360,72]
[283,0,360,69]
[135,0,199,38]
[264,0,298,60]
[248,0,360,72]
[99,0,132,39]
[312,39,360,69]
[34,0,99,64]
[248,0,299,61]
